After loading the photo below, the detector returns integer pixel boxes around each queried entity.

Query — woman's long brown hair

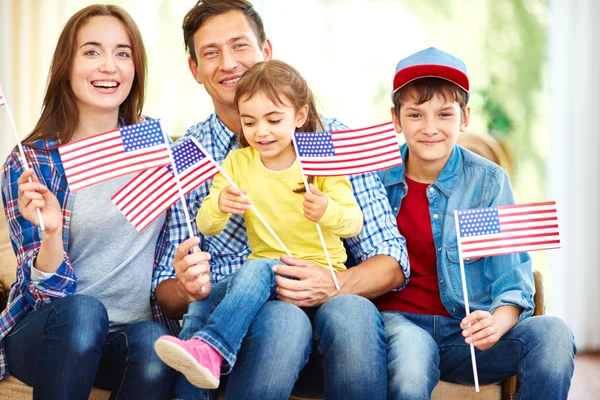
[234,60,324,191]
[23,4,147,147]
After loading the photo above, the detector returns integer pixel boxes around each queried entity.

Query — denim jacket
[377,144,535,321]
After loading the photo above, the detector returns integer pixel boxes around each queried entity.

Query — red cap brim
[393,64,469,93]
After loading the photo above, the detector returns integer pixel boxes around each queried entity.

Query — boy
[375,47,576,399]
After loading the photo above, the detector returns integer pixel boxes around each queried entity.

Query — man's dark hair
[183,0,266,63]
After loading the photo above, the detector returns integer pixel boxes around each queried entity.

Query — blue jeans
[5,294,176,400]
[174,261,387,400]
[381,311,577,400]
[193,259,280,372]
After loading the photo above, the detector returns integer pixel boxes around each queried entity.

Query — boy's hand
[218,185,251,215]
[303,184,328,222]
[460,310,501,351]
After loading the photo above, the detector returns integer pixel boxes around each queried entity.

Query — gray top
[68,175,166,332]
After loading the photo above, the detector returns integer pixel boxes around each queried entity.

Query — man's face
[188,10,272,115]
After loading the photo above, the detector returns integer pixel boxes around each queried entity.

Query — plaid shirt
[0,139,180,380]
[163,113,410,284]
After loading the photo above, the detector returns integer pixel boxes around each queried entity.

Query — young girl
[154,59,363,389]
[0,5,197,398]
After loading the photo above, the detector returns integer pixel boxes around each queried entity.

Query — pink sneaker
[154,336,223,389]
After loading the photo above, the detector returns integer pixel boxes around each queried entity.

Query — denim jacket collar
[433,144,462,197]
[379,143,463,197]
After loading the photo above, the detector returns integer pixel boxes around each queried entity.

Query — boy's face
[392,93,470,175]
[188,10,272,115]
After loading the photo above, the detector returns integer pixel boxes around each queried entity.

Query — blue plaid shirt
[0,139,180,380]
[163,113,410,284]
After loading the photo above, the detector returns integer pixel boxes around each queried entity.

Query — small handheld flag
[295,122,402,176]
[112,137,219,231]
[457,201,560,258]
[58,119,171,191]
[453,200,560,393]
[0,84,45,230]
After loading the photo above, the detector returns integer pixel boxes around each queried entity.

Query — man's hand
[173,237,212,302]
[273,254,339,307]
[218,185,251,215]
[303,184,328,222]
[460,310,501,351]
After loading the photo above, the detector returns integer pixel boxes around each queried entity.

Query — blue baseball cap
[392,47,469,101]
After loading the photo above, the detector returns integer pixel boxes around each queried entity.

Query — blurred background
[0,0,598,358]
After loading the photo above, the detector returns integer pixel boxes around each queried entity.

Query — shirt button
[393,207,397,211]
[452,308,456,312]
[437,247,441,251]
[433,214,439,219]
[429,187,435,193]
[439,279,444,284]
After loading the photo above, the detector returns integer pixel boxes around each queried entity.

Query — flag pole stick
[188,138,292,258]
[292,133,340,291]
[0,85,45,231]
[158,123,208,290]
[453,210,480,392]
[158,122,196,240]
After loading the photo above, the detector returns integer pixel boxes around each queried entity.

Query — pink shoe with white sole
[154,336,223,389]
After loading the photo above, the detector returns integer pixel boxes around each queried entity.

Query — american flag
[58,119,171,191]
[294,122,402,176]
[0,88,5,106]
[457,201,560,259]
[112,137,220,231]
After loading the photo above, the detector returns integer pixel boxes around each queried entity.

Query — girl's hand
[460,310,501,351]
[218,185,252,215]
[303,184,328,222]
[17,169,62,234]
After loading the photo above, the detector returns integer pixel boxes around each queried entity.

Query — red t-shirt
[374,176,451,317]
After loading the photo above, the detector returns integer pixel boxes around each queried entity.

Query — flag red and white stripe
[0,88,5,106]
[457,201,560,258]
[58,120,170,191]
[294,121,402,176]
[112,137,220,231]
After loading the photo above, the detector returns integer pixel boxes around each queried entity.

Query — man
[158,1,409,399]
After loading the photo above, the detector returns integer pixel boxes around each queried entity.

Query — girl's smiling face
[239,90,308,171]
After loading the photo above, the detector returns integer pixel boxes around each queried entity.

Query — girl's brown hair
[23,4,147,146]
[234,60,324,146]
[234,60,324,191]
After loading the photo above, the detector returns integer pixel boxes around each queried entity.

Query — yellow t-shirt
[197,147,363,271]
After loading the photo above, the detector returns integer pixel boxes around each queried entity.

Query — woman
[0,5,206,399]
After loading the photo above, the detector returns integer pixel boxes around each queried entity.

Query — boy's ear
[188,57,203,85]
[296,104,309,128]
[460,106,471,132]
[391,107,402,133]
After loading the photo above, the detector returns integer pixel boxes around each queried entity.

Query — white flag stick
[453,210,480,392]
[292,133,340,291]
[188,137,292,258]
[158,124,211,290]
[0,85,45,231]
[158,121,196,240]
